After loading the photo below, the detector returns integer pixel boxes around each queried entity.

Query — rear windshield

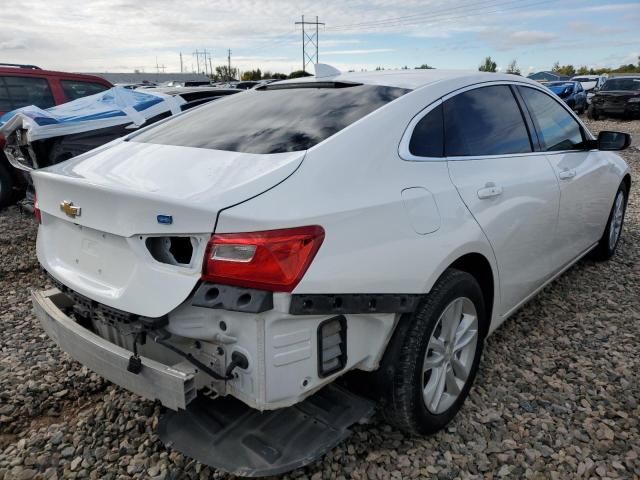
[131,83,409,154]
[602,78,640,91]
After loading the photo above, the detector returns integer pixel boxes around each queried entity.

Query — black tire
[382,269,486,435]
[0,160,16,209]
[590,182,628,261]
[587,104,599,120]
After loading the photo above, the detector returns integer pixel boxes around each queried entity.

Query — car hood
[549,85,572,97]
[579,81,597,91]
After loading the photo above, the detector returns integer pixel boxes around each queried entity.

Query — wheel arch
[447,253,495,338]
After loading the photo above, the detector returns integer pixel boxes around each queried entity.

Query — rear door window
[0,76,55,110]
[518,86,585,151]
[61,80,110,101]
[443,85,532,156]
[132,83,410,154]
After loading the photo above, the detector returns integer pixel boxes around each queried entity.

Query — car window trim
[400,80,543,162]
[511,84,543,152]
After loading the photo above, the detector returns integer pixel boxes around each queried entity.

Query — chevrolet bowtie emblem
[60,200,81,218]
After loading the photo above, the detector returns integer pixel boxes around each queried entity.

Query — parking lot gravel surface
[0,117,638,480]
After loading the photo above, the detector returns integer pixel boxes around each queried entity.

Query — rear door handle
[559,169,576,180]
[477,183,503,199]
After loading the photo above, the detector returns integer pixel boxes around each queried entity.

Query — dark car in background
[546,81,587,113]
[0,63,112,207]
[588,76,640,120]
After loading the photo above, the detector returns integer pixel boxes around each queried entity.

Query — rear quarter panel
[215,83,500,310]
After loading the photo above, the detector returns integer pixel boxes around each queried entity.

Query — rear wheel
[590,182,628,261]
[383,269,486,434]
[587,104,599,120]
[0,160,16,209]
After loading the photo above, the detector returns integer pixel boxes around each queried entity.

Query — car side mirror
[597,131,631,151]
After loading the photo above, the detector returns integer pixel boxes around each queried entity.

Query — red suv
[0,63,112,207]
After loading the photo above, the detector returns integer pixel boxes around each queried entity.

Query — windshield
[601,78,640,91]
[131,83,410,154]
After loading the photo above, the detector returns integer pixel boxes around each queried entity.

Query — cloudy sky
[2,0,639,75]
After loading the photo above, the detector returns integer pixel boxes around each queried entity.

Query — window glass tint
[61,80,110,101]
[132,84,409,154]
[601,78,640,91]
[443,85,531,156]
[519,86,584,151]
[0,79,11,112]
[409,103,443,157]
[0,76,55,110]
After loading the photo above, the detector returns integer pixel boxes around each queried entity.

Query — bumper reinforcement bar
[32,288,196,410]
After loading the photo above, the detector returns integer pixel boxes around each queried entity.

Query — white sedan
[30,68,631,475]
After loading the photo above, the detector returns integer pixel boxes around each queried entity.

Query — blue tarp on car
[0,86,185,142]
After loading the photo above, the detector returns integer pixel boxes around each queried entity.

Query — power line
[326,0,519,30]
[326,0,552,32]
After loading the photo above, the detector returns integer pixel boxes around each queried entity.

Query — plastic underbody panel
[158,384,374,477]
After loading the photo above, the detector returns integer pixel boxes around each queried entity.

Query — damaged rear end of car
[30,80,413,476]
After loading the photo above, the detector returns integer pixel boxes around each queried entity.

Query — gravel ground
[0,117,638,480]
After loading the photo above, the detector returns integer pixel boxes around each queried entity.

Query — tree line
[240,68,312,81]
[478,56,640,76]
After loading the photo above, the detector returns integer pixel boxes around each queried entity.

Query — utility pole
[179,52,183,73]
[227,49,232,81]
[295,15,324,73]
[202,49,214,77]
[193,49,200,74]
[155,57,166,74]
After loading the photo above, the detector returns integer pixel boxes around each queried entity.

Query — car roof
[274,69,542,90]
[144,86,239,96]
[0,65,112,84]
[572,75,600,79]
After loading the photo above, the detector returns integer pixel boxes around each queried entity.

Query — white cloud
[0,0,636,73]
[478,29,558,51]
[323,48,394,55]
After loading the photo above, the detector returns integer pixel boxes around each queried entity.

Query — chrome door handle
[477,183,503,199]
[559,169,576,180]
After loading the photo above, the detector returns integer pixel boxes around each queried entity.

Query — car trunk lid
[32,140,304,317]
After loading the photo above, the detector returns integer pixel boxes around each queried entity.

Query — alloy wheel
[609,191,625,250]
[421,297,478,414]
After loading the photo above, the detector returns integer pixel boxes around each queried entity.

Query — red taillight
[202,226,325,292]
[34,195,42,224]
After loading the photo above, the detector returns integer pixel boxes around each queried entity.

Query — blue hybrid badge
[157,214,173,225]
